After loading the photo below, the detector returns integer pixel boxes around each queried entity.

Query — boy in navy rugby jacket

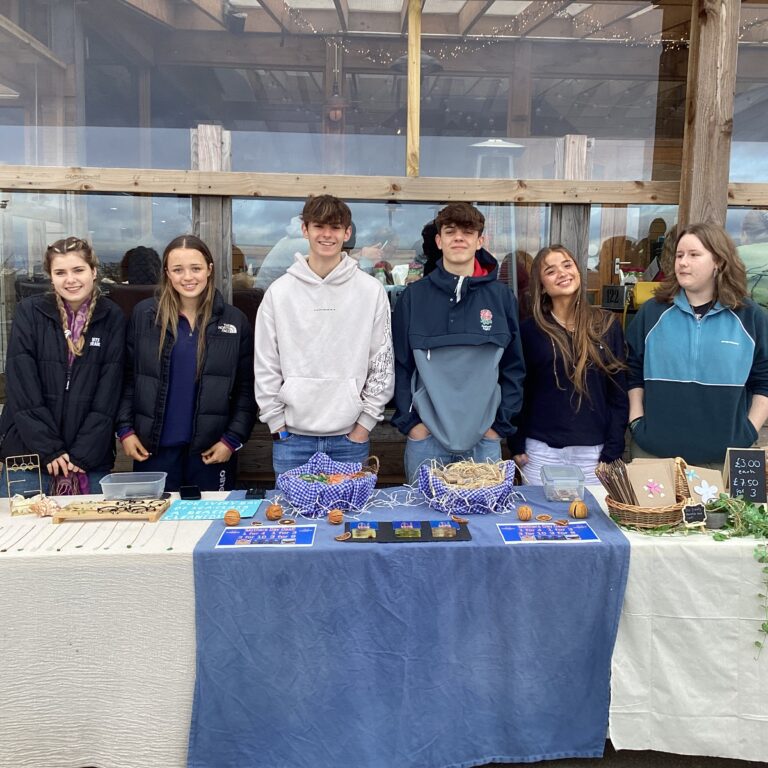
[392,202,525,482]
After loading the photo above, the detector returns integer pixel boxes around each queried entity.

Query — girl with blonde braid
[0,237,127,493]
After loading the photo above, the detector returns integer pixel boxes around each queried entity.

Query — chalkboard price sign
[682,502,706,527]
[725,448,767,503]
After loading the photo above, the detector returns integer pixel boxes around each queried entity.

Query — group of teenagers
[2,194,768,497]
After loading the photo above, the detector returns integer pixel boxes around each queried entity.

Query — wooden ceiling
[110,0,696,42]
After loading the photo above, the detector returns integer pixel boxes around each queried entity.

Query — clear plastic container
[540,465,585,502]
[99,472,167,499]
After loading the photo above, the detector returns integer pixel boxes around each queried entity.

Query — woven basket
[607,457,690,529]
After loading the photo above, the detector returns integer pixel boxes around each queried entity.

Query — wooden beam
[678,0,739,227]
[0,164,680,204]
[406,0,420,177]
[516,1,572,37]
[186,0,226,27]
[0,14,66,69]
[158,31,325,68]
[507,41,532,138]
[332,0,349,32]
[115,0,175,27]
[729,184,768,207]
[253,0,289,32]
[80,3,157,67]
[401,0,426,34]
[457,1,494,36]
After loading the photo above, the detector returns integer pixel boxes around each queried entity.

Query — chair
[104,283,156,318]
[232,287,264,328]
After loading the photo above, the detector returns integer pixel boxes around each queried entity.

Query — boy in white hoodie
[254,195,395,475]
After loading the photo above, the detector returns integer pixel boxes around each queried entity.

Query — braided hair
[44,236,100,359]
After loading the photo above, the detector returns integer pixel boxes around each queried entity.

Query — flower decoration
[694,479,718,503]
[643,479,666,498]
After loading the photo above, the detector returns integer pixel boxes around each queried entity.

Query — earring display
[52,497,170,524]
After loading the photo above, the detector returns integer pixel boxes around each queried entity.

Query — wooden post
[507,41,532,139]
[136,67,153,243]
[406,0,420,177]
[549,135,591,271]
[678,0,740,227]
[191,123,232,300]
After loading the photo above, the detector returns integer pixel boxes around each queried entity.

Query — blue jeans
[404,435,502,485]
[0,466,107,496]
[272,433,370,475]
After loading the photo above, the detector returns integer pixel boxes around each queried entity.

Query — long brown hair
[156,235,216,374]
[530,245,625,408]
[653,222,748,309]
[44,237,100,360]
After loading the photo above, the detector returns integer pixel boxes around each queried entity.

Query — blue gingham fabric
[417,460,518,515]
[276,452,377,517]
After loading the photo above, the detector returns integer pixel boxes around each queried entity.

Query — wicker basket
[606,457,690,528]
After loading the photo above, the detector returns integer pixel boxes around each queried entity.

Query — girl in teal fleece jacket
[626,222,768,467]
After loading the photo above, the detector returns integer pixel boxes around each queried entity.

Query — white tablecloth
[1,490,767,767]
[0,495,210,768]
[609,527,768,760]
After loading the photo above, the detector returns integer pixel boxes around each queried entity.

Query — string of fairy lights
[252,0,768,64]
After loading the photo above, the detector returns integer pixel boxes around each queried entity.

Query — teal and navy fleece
[626,292,768,464]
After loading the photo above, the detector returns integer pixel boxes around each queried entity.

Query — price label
[601,285,629,311]
[725,448,767,503]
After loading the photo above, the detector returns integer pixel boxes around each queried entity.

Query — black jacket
[117,292,256,454]
[0,293,127,470]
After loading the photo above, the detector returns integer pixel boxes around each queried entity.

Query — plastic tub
[540,464,585,502]
[100,472,167,499]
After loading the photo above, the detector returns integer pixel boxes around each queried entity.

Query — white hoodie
[254,253,394,436]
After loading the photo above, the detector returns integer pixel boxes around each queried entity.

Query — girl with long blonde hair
[117,235,256,491]
[510,245,628,484]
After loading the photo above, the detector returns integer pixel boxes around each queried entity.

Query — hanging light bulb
[326,40,347,123]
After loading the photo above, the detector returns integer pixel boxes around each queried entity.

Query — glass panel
[232,198,549,311]
[420,1,690,181]
[731,3,768,181]
[591,203,678,303]
[0,2,406,172]
[725,207,768,309]
[0,191,192,402]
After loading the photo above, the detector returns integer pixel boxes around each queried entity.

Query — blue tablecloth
[188,487,630,768]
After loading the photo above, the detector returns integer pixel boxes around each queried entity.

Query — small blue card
[430,520,460,538]
[497,522,600,544]
[393,520,422,538]
[215,525,316,548]
[349,521,379,540]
